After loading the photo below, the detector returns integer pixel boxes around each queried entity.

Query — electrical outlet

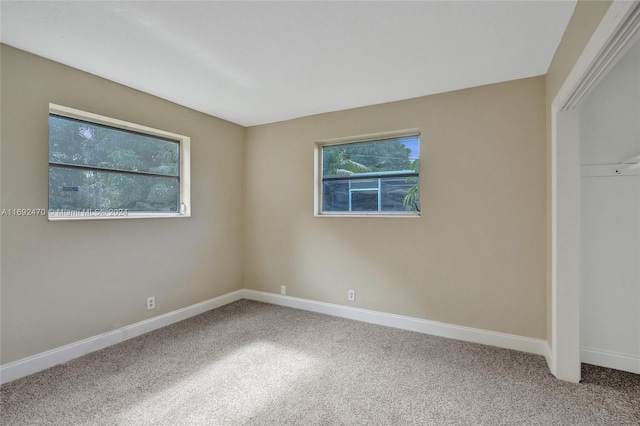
[147,296,155,310]
[348,290,356,302]
[281,285,287,296]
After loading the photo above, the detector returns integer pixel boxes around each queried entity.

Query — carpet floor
[1,300,639,425]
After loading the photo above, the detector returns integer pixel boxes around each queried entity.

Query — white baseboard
[581,347,640,374]
[0,290,244,385]
[1,288,550,385]
[243,290,548,357]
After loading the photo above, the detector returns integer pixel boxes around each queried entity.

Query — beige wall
[244,76,547,339]
[545,0,612,346]
[0,45,245,364]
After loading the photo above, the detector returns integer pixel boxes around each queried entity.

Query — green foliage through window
[321,135,420,213]
[49,114,181,214]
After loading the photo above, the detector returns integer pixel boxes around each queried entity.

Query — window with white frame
[48,104,190,220]
[317,132,420,216]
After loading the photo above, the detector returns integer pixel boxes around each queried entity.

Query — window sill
[314,212,420,218]
[48,212,190,221]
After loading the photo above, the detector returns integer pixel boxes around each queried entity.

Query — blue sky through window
[399,136,419,161]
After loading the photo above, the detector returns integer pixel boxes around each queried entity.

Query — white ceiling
[1,1,577,127]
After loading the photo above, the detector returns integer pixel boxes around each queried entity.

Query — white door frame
[551,0,640,382]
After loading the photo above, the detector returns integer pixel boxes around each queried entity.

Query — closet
[579,37,640,374]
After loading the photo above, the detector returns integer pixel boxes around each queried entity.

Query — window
[48,104,190,220]
[316,131,420,216]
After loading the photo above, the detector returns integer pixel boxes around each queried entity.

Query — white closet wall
[580,38,640,374]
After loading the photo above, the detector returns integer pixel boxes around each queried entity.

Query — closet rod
[615,154,640,174]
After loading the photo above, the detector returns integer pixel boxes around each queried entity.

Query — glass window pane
[322,181,349,212]
[321,134,420,214]
[49,166,179,212]
[351,192,378,211]
[322,135,418,177]
[49,115,179,176]
[381,177,419,211]
[351,179,378,189]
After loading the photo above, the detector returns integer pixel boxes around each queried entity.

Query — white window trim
[314,128,421,218]
[48,104,191,221]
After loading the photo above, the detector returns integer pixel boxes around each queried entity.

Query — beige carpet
[1,300,639,425]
